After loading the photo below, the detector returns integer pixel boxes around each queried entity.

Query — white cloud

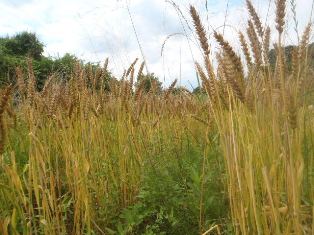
[0,0,313,88]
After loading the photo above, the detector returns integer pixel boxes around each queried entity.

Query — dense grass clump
[0,70,230,234]
[0,0,314,234]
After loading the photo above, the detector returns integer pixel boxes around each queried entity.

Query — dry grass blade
[126,58,139,78]
[190,5,210,56]
[218,53,245,103]
[239,32,252,67]
[276,0,287,35]
[137,62,145,81]
[165,79,178,99]
[104,58,109,71]
[214,32,244,79]
[247,20,262,66]
[291,47,299,79]
[246,0,263,38]
[15,67,25,98]
[299,23,312,60]
[195,62,214,99]
[0,85,12,154]
[263,27,271,64]
[27,58,36,100]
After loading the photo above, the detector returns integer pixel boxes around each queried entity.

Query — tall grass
[0,60,229,234]
[0,0,313,234]
[191,0,314,234]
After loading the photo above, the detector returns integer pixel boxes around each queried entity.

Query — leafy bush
[116,135,229,234]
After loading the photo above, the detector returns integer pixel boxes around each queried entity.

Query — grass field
[0,1,314,234]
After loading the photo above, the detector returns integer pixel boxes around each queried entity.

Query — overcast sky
[1,0,313,88]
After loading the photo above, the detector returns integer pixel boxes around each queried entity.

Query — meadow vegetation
[0,0,313,234]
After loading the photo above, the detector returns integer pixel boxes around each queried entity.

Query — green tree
[4,31,44,60]
[0,32,117,91]
[0,53,25,86]
[171,86,190,95]
[32,57,55,90]
[137,73,162,93]
[53,53,79,80]
[192,86,205,95]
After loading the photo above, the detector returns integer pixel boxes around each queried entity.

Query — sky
[0,0,313,89]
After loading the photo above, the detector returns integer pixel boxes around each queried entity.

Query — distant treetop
[2,31,44,60]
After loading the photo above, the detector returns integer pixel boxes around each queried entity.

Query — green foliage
[268,43,314,70]
[0,32,117,92]
[170,86,190,95]
[137,73,162,93]
[0,32,45,85]
[4,32,44,60]
[53,53,79,80]
[0,54,26,86]
[32,57,55,89]
[192,86,206,95]
[116,136,228,234]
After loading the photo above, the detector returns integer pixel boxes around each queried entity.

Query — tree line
[0,31,165,93]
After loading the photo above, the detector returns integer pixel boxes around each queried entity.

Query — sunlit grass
[0,0,314,234]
